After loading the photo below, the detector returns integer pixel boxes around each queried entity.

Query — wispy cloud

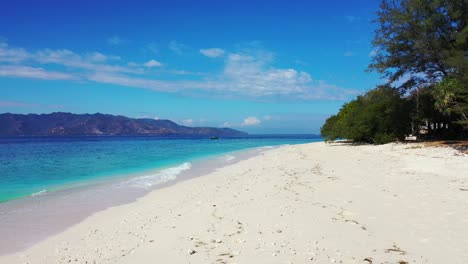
[0,42,29,62]
[143,59,163,67]
[181,118,193,126]
[200,48,225,58]
[241,116,261,126]
[86,52,120,62]
[136,114,160,120]
[0,100,37,108]
[86,52,107,62]
[0,65,75,80]
[107,36,125,46]
[87,73,178,92]
[220,121,232,128]
[36,49,141,74]
[220,116,264,128]
[0,41,358,101]
[168,40,187,54]
[145,43,159,54]
[0,43,142,76]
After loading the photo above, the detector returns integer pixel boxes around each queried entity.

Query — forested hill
[0,112,247,136]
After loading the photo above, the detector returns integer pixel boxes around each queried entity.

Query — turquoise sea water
[0,135,320,202]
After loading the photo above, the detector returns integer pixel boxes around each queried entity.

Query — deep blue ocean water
[0,135,321,202]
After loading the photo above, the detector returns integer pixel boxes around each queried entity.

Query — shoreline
[0,145,273,255]
[2,142,467,263]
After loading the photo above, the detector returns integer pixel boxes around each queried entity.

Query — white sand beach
[1,142,467,264]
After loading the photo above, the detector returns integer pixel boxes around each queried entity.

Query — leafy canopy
[369,0,468,91]
[321,86,411,144]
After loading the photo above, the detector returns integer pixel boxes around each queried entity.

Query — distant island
[0,112,247,137]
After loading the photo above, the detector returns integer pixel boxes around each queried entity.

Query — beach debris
[385,245,407,255]
[219,252,234,258]
[187,249,197,255]
[363,257,373,263]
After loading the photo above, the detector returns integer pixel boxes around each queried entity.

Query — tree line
[321,0,467,143]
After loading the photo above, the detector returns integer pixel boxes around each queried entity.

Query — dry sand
[1,142,467,264]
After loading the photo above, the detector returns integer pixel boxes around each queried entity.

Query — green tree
[432,78,468,121]
[369,0,467,91]
[320,115,339,142]
[369,0,467,133]
[321,86,412,144]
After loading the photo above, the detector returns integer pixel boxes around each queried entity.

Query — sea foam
[223,154,236,162]
[31,190,48,197]
[125,162,192,188]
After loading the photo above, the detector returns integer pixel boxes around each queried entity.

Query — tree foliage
[369,0,468,91]
[321,86,412,144]
[369,0,467,130]
[432,78,468,122]
[323,0,468,143]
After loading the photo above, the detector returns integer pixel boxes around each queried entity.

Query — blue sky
[0,0,382,134]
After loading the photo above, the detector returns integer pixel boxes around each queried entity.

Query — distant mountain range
[0,112,247,137]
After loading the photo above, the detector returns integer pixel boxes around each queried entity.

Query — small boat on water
[210,136,219,140]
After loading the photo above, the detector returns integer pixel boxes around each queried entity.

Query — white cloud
[34,49,142,74]
[241,116,261,126]
[0,100,34,107]
[86,52,107,62]
[0,65,75,80]
[344,51,355,57]
[144,59,163,67]
[88,72,178,92]
[146,43,159,54]
[0,42,29,62]
[181,118,194,126]
[221,122,232,128]
[198,118,207,123]
[137,115,160,120]
[200,48,225,58]
[107,36,124,45]
[86,52,120,62]
[0,42,358,101]
[220,52,318,97]
[168,40,187,54]
[86,50,357,100]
